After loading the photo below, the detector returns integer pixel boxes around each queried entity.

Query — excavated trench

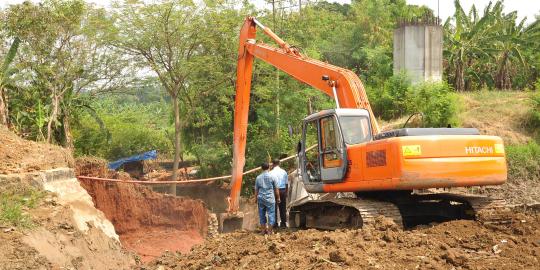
[78,179,209,262]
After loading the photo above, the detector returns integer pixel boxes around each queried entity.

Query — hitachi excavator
[223,17,507,231]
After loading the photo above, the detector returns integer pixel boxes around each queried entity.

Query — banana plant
[493,12,540,90]
[444,0,500,91]
[0,37,20,127]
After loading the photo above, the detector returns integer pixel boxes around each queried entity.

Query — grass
[459,90,533,145]
[0,187,45,228]
[525,91,540,140]
[506,142,540,182]
[458,90,540,183]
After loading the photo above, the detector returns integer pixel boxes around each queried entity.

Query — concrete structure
[393,24,443,84]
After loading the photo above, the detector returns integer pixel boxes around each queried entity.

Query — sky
[1,0,539,24]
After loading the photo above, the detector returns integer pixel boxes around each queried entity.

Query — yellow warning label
[402,145,422,156]
[494,143,505,154]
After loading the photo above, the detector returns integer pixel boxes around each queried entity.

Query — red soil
[79,179,208,262]
[120,228,203,262]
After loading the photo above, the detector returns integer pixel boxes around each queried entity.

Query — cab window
[304,120,320,181]
[339,116,371,145]
[320,116,342,168]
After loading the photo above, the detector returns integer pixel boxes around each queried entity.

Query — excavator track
[288,192,508,230]
[289,197,403,230]
[417,193,509,224]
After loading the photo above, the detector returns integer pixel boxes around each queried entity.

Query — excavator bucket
[218,212,244,233]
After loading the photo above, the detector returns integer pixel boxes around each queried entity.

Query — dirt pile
[0,126,73,174]
[79,179,208,262]
[75,156,135,180]
[0,192,135,270]
[147,209,540,270]
[75,156,110,177]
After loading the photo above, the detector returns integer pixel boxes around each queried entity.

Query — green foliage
[411,82,460,127]
[535,78,540,92]
[370,74,459,127]
[505,142,540,182]
[73,95,172,160]
[444,0,540,91]
[526,91,540,136]
[3,0,129,146]
[1,0,539,196]
[0,187,45,228]
[369,72,413,120]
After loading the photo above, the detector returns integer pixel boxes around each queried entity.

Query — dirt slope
[147,209,539,270]
[460,91,533,145]
[0,126,73,174]
[78,177,208,262]
[0,193,135,270]
[1,128,136,269]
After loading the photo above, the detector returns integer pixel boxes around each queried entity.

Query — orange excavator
[223,17,507,231]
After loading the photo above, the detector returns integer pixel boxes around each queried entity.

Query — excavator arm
[228,17,379,212]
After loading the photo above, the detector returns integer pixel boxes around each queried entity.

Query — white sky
[1,0,539,23]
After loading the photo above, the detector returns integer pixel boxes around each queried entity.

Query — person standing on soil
[255,162,280,234]
[271,158,288,228]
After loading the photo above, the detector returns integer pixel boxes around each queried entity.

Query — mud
[0,126,73,175]
[147,209,540,270]
[78,179,208,262]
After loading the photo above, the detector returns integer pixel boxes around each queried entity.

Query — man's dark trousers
[275,187,287,227]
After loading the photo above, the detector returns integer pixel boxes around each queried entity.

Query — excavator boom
[227,18,507,231]
[229,17,378,212]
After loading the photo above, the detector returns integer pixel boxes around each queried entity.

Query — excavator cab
[299,108,371,185]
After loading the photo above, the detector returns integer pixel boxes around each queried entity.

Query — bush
[370,74,459,127]
[505,142,540,182]
[369,72,413,120]
[526,91,540,134]
[410,81,460,127]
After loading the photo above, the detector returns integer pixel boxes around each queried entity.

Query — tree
[4,0,130,147]
[493,12,540,90]
[110,0,228,191]
[444,0,500,91]
[0,37,20,127]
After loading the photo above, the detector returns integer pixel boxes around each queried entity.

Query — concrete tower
[393,21,443,84]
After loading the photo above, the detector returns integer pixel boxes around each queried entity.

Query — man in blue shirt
[255,162,281,234]
[270,158,288,228]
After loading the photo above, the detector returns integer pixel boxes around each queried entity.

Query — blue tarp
[108,150,158,170]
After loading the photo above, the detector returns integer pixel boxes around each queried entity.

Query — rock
[492,244,502,254]
[329,250,346,263]
[211,254,222,265]
[442,249,469,266]
[439,243,450,250]
[322,235,336,245]
[382,230,395,242]
[373,216,398,231]
[268,242,279,254]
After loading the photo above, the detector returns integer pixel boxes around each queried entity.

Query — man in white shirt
[270,158,288,228]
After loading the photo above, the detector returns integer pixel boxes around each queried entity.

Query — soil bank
[79,179,208,262]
